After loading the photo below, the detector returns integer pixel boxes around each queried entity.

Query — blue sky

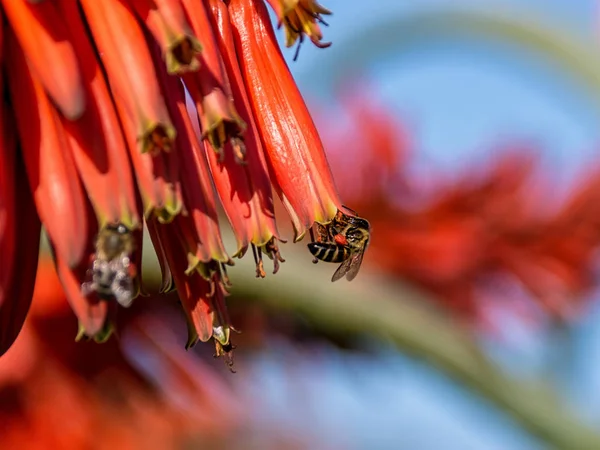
[228,2,600,449]
[285,0,600,188]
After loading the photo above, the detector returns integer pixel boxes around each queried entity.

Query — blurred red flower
[318,81,600,329]
[0,258,243,449]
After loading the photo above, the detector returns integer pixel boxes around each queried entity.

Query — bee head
[105,222,129,235]
[348,216,370,230]
[345,227,369,247]
[99,223,133,259]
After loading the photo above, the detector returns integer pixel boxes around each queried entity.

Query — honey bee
[81,223,137,308]
[308,208,370,282]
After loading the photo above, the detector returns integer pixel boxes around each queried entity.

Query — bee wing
[332,241,368,282]
[111,258,135,308]
[112,274,135,308]
[331,257,353,282]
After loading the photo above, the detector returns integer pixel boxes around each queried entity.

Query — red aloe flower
[206,0,283,266]
[6,30,89,269]
[0,0,362,362]
[229,0,343,241]
[0,148,40,355]
[180,0,246,159]
[57,0,141,230]
[0,0,85,119]
[129,0,203,75]
[264,0,332,58]
[79,0,177,155]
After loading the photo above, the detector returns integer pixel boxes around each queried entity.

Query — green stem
[213,242,600,450]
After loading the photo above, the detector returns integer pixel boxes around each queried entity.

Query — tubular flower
[0,0,363,363]
[229,0,343,240]
[206,0,283,264]
[264,0,332,58]
[180,0,246,160]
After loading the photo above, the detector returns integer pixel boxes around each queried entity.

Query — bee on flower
[0,0,368,366]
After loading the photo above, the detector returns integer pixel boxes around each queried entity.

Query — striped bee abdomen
[307,242,349,263]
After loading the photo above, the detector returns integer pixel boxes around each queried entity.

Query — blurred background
[4,0,600,448]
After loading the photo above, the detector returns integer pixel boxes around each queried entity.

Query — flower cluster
[0,0,342,362]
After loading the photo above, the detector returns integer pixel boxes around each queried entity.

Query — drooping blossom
[0,0,344,363]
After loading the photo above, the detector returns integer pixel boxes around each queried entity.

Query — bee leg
[251,244,266,278]
[214,340,237,374]
[309,227,319,264]
[81,281,95,297]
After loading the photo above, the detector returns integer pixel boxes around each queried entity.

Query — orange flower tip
[141,124,177,155]
[160,278,176,294]
[220,262,234,288]
[201,90,246,157]
[75,319,114,343]
[185,314,199,349]
[196,260,230,287]
[232,244,248,259]
[81,223,138,309]
[166,36,203,74]
[271,0,332,57]
[213,337,236,373]
[184,252,202,276]
[291,224,309,243]
[251,238,286,277]
[267,0,332,22]
[153,202,184,224]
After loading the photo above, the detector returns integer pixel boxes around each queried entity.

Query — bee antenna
[341,205,358,216]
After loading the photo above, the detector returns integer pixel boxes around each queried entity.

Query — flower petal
[264,0,332,53]
[154,221,214,342]
[116,94,184,222]
[1,0,85,119]
[57,0,141,230]
[205,0,282,258]
[150,41,231,265]
[0,147,41,356]
[0,104,16,309]
[229,0,342,240]
[54,250,109,339]
[6,31,89,268]
[80,0,176,154]
[180,0,245,156]
[130,0,203,74]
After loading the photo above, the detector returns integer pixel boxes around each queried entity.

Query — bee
[308,208,371,282]
[81,223,137,308]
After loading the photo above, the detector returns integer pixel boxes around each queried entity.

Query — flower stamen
[171,37,198,67]
[148,126,174,155]
[263,238,286,274]
[251,244,266,278]
[220,262,233,288]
